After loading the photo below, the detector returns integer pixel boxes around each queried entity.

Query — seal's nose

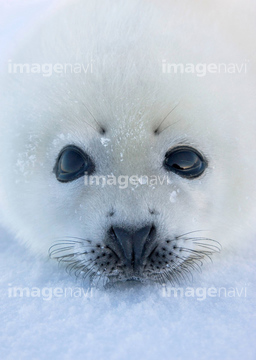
[111,225,155,268]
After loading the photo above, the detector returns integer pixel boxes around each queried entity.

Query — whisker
[192,242,221,252]
[181,249,213,263]
[81,102,105,134]
[154,103,180,134]
[176,230,210,239]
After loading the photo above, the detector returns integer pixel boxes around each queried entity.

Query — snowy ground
[1,225,256,360]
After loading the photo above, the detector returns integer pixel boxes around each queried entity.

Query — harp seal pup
[0,0,255,286]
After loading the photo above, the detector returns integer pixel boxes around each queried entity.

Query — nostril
[148,224,156,237]
[111,226,133,262]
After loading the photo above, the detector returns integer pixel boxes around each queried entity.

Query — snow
[1,226,256,360]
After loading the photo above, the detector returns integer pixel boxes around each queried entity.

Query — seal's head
[0,0,255,286]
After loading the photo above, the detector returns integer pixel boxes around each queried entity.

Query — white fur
[0,0,255,276]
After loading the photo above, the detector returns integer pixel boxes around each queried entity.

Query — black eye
[164,146,207,179]
[54,146,95,182]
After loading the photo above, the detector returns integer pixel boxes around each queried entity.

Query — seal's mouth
[126,277,142,282]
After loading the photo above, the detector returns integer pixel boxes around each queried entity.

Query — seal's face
[49,127,217,285]
[0,0,255,287]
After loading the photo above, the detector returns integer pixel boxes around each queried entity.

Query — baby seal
[0,0,255,287]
